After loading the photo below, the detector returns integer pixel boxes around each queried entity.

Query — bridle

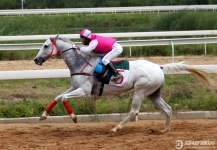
[47,37,74,59]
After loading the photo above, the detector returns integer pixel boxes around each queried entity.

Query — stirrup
[111,74,122,82]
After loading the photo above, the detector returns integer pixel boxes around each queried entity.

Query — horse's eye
[44,45,48,48]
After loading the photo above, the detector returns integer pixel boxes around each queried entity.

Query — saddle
[94,58,129,84]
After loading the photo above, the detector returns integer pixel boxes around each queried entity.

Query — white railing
[0,30,217,80]
[0,65,217,80]
[1,30,217,57]
[1,37,217,50]
[1,30,217,41]
[1,5,217,16]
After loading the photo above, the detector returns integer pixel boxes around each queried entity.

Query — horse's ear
[49,34,59,43]
[50,37,54,42]
[56,33,59,38]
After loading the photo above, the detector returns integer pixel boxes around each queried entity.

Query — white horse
[34,35,216,135]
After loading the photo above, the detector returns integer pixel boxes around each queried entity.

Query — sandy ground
[0,120,216,150]
[0,56,217,150]
[0,56,217,71]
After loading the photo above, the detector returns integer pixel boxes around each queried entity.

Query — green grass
[152,11,217,31]
[0,74,217,118]
[0,13,156,36]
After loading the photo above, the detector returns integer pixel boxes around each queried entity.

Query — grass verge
[0,75,216,118]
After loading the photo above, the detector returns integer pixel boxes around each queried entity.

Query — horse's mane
[58,36,75,45]
[57,36,101,58]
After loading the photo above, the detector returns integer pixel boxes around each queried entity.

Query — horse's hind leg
[147,84,172,132]
[109,91,144,135]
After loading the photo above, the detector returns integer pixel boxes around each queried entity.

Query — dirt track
[0,120,216,150]
[0,56,217,150]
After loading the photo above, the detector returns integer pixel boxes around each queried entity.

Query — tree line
[1,0,217,9]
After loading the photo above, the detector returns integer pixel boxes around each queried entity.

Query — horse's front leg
[60,87,89,123]
[39,87,76,121]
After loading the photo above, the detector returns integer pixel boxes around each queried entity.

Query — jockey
[75,28,123,82]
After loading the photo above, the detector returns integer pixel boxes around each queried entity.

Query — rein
[62,47,92,67]
[49,37,94,77]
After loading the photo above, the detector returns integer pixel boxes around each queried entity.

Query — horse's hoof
[73,116,77,123]
[108,128,116,136]
[39,111,48,121]
[70,113,77,123]
[108,131,115,137]
[39,116,47,121]
[160,128,170,133]
[148,129,155,134]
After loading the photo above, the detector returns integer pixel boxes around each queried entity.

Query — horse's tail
[160,62,217,86]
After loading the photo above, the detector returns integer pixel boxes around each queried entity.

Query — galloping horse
[34,35,216,135]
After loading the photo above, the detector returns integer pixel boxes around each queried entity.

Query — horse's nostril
[34,58,38,63]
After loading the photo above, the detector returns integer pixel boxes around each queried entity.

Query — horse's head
[34,34,60,65]
[34,34,76,65]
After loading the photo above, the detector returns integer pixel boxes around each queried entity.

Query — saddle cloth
[94,58,130,86]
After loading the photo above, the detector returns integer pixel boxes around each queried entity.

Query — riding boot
[106,62,122,82]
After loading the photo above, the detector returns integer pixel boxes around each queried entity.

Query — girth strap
[71,72,93,76]
[71,72,104,96]
[99,83,104,96]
